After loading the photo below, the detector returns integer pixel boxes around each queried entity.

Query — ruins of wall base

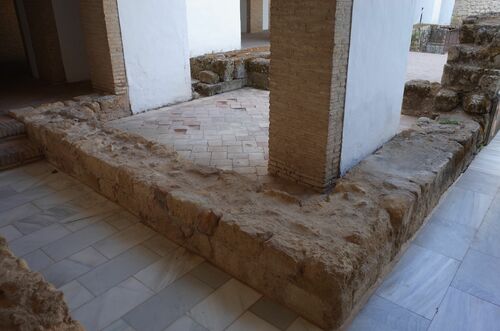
[0,236,83,331]
[12,104,481,330]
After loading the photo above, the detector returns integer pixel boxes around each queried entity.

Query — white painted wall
[341,0,416,174]
[414,0,439,24]
[263,0,270,30]
[186,0,241,57]
[117,0,192,113]
[438,0,455,25]
[241,0,248,33]
[52,0,90,82]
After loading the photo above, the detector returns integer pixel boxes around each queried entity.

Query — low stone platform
[0,236,83,330]
[11,102,481,329]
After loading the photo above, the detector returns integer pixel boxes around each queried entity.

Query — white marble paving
[189,279,261,330]
[93,223,156,259]
[72,277,154,331]
[135,246,203,292]
[428,287,500,331]
[376,244,461,319]
[227,312,280,331]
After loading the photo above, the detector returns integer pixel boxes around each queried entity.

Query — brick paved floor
[109,88,417,181]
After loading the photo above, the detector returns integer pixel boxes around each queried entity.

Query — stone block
[211,59,234,82]
[198,71,220,84]
[464,93,492,114]
[434,89,461,112]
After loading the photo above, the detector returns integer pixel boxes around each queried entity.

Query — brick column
[248,0,263,33]
[79,0,127,95]
[268,0,353,190]
[23,0,66,83]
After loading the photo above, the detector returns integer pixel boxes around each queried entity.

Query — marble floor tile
[0,225,23,242]
[72,277,154,331]
[348,295,430,331]
[0,202,41,228]
[249,297,298,330]
[286,318,323,331]
[431,187,494,229]
[414,217,476,260]
[124,275,213,331]
[455,169,500,196]
[189,261,231,290]
[164,316,207,331]
[9,170,54,192]
[227,312,280,331]
[94,223,156,259]
[469,157,500,177]
[42,221,117,261]
[452,249,500,306]
[42,247,108,287]
[0,185,18,199]
[32,186,88,210]
[13,213,58,235]
[135,246,203,292]
[59,280,94,311]
[141,234,178,257]
[428,287,500,331]
[189,279,261,330]
[104,211,138,230]
[79,245,160,296]
[9,223,70,256]
[471,194,500,258]
[102,319,137,331]
[0,185,55,213]
[376,245,460,319]
[22,249,54,271]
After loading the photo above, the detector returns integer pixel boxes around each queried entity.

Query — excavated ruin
[0,236,83,331]
[403,13,500,142]
[9,97,481,329]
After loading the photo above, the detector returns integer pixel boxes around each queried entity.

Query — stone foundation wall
[190,48,270,97]
[410,24,459,54]
[403,13,500,140]
[12,98,481,329]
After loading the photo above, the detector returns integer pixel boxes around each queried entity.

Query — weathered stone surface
[12,101,481,330]
[402,80,441,117]
[212,59,234,82]
[464,93,492,114]
[195,79,247,97]
[0,236,83,331]
[189,48,271,97]
[434,88,460,112]
[198,70,220,84]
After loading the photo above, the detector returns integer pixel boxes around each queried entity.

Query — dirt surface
[0,236,83,331]
[11,102,480,329]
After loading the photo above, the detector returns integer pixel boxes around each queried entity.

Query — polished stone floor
[109,88,417,181]
[0,133,499,330]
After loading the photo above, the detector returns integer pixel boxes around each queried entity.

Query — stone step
[441,64,499,93]
[460,18,499,45]
[0,137,43,171]
[447,44,495,67]
[0,115,26,140]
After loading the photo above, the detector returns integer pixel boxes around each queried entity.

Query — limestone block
[464,93,492,114]
[198,71,220,84]
[434,89,461,112]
